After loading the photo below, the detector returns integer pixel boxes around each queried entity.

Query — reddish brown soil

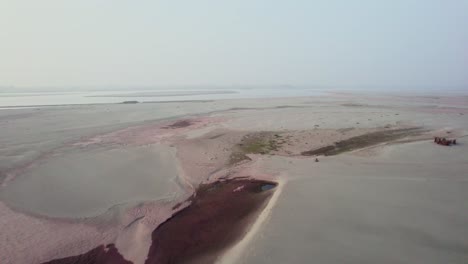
[145,179,277,264]
[42,244,132,264]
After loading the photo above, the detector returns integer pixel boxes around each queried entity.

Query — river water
[0,87,325,108]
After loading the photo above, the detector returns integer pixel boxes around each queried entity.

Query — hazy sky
[1,0,467,89]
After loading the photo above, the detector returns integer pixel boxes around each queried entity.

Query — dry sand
[237,143,468,264]
[0,93,467,263]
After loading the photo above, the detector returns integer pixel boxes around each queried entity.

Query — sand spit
[217,178,285,264]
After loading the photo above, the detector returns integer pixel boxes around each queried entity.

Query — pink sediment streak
[74,116,224,147]
[233,185,245,192]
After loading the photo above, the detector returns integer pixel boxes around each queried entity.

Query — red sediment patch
[42,244,132,264]
[145,178,277,264]
[434,137,457,146]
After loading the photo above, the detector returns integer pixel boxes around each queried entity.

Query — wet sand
[1,145,180,218]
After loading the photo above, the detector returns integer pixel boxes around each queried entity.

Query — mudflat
[1,145,180,218]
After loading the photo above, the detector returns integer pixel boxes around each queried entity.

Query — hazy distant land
[85,90,238,97]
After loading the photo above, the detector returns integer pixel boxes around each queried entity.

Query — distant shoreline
[0,100,216,110]
[0,88,326,108]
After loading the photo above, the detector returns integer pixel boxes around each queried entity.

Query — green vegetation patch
[302,128,422,156]
[229,132,284,165]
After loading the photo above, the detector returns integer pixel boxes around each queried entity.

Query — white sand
[216,177,286,264]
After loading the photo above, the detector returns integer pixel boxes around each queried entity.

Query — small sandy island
[1,93,467,264]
